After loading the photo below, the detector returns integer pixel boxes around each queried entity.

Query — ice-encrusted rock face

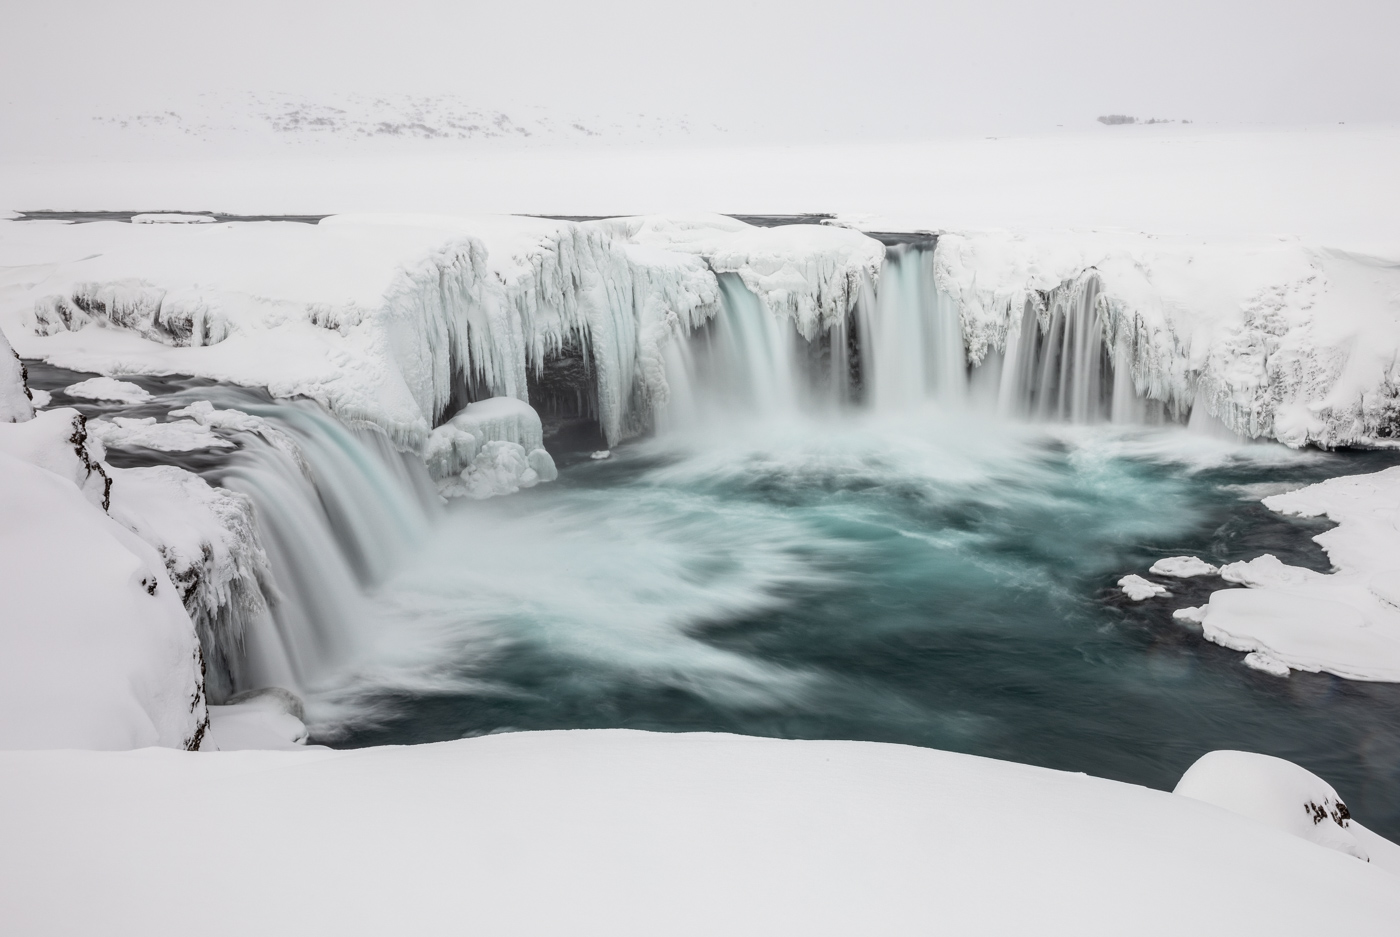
[1175,750,1370,862]
[107,465,274,701]
[1,325,35,423]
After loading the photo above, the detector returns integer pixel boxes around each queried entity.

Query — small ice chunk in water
[1150,556,1219,578]
[1118,574,1169,601]
[30,388,51,408]
[64,377,152,404]
[590,450,611,460]
[1243,652,1291,677]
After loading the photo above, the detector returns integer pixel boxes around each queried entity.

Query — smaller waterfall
[861,244,966,410]
[199,392,436,696]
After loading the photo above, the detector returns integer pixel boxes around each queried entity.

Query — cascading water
[191,391,437,697]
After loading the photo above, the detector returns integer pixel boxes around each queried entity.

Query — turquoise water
[318,411,1400,837]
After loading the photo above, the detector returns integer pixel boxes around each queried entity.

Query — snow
[205,689,317,751]
[1,324,34,422]
[0,448,205,750]
[0,729,1397,936]
[87,415,234,451]
[1174,750,1378,863]
[63,376,153,403]
[130,213,216,224]
[0,407,111,510]
[1243,651,1293,677]
[28,387,50,408]
[1119,573,1169,600]
[424,397,558,498]
[1178,467,1400,681]
[1150,555,1220,577]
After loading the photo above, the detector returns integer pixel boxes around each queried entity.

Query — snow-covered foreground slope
[1172,466,1400,681]
[0,730,1396,936]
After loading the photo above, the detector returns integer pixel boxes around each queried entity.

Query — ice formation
[1118,573,1169,601]
[88,415,235,452]
[0,408,111,511]
[1150,555,1220,578]
[1,325,34,422]
[1175,466,1400,681]
[425,396,557,498]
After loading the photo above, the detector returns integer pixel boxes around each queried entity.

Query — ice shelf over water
[1174,466,1400,681]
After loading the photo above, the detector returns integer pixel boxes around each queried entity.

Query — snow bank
[0,730,1396,935]
[0,449,206,750]
[1,325,34,422]
[933,231,1400,447]
[1176,466,1400,681]
[1174,750,1383,864]
[0,407,111,510]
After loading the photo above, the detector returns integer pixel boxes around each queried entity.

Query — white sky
[4,0,1398,142]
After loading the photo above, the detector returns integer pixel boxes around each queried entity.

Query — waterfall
[660,244,1158,430]
[197,392,436,696]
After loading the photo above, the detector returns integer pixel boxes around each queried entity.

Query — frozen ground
[1,730,1398,937]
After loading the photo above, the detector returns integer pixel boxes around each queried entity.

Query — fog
[3,0,1397,152]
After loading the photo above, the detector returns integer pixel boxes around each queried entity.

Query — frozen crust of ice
[1119,573,1169,600]
[131,213,216,224]
[1188,466,1400,682]
[1150,555,1220,578]
[2,730,1398,935]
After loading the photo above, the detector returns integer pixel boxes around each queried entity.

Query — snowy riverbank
[2,729,1398,936]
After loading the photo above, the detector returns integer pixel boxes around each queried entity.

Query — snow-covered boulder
[1173,750,1389,865]
[64,376,153,403]
[1118,573,1168,600]
[0,407,110,510]
[1,325,35,422]
[0,449,207,750]
[1150,555,1219,577]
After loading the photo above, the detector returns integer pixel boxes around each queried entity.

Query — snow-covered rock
[64,376,153,403]
[1180,466,1400,681]
[440,439,552,500]
[1,730,1397,934]
[107,464,273,700]
[0,449,206,750]
[1,324,35,422]
[1150,555,1220,578]
[0,407,111,510]
[1174,750,1378,863]
[205,688,318,751]
[1118,573,1169,600]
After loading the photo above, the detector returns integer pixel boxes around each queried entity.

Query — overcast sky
[5,0,1398,144]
